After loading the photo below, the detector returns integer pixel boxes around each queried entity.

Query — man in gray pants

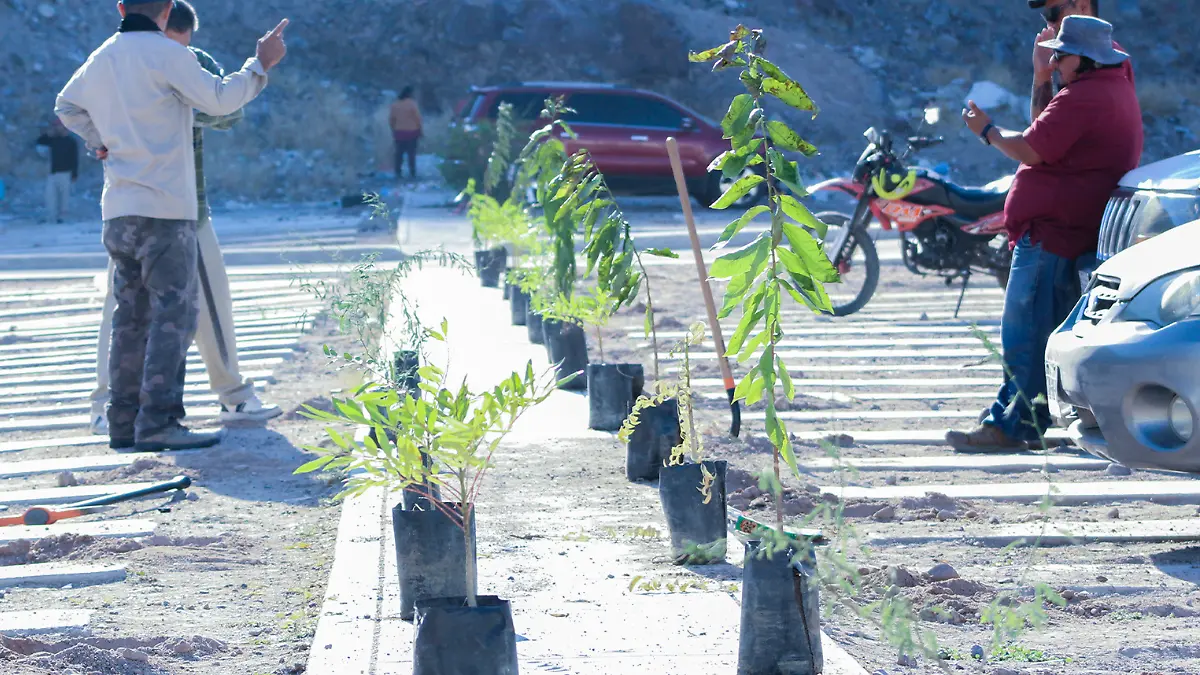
[56,0,288,451]
[89,0,282,436]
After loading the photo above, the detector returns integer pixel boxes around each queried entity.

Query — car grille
[1082,275,1121,324]
[1097,189,1145,261]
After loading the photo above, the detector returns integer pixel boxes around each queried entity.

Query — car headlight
[1132,193,1200,246]
[1118,268,1200,327]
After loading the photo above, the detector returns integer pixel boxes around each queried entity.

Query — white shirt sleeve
[162,46,268,118]
[55,65,105,151]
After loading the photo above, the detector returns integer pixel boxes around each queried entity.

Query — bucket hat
[1037,15,1129,65]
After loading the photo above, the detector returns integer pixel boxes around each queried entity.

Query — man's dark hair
[167,0,199,33]
[1076,55,1122,75]
[124,1,173,19]
[400,86,415,100]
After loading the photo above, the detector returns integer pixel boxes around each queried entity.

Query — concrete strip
[0,519,156,544]
[306,488,384,675]
[0,395,220,418]
[0,563,126,588]
[826,479,1200,506]
[673,348,989,361]
[0,435,108,454]
[639,324,1001,339]
[700,390,996,402]
[790,428,1070,445]
[0,368,277,392]
[0,355,286,379]
[0,341,299,368]
[0,481,161,506]
[644,336,992,350]
[665,363,1003,375]
[961,562,1200,596]
[746,409,981,422]
[870,519,1200,547]
[0,382,264,407]
[0,610,93,636]
[0,409,218,434]
[691,377,999,389]
[5,306,315,334]
[798,453,1109,473]
[0,454,143,478]
[8,315,312,340]
[0,331,301,355]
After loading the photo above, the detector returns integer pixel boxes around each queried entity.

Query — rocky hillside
[0,0,1195,213]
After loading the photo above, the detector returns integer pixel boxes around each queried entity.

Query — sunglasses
[1043,0,1079,24]
[1050,50,1075,62]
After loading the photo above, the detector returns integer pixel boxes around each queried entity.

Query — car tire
[702,168,766,210]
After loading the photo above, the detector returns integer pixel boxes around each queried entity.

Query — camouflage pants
[101,216,199,440]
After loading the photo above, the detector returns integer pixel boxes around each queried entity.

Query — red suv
[455,82,765,208]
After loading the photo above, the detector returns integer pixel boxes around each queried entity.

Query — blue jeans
[985,234,1080,441]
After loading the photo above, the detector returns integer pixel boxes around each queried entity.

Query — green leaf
[751,56,788,83]
[718,267,755,319]
[737,328,770,363]
[779,196,827,238]
[725,306,763,357]
[294,455,336,475]
[782,222,840,283]
[765,120,818,157]
[713,205,770,249]
[768,149,808,197]
[711,174,764,210]
[689,40,736,63]
[709,235,768,279]
[761,77,817,113]
[643,305,653,338]
[777,354,795,400]
[721,94,755,140]
[739,69,763,97]
[644,247,680,259]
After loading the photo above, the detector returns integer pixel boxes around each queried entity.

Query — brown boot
[945,424,1027,453]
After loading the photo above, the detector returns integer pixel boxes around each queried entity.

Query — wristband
[979,123,995,146]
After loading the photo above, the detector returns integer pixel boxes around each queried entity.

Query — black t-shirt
[36,134,79,177]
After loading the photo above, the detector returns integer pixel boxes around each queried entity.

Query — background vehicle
[1046,219,1200,472]
[454,82,764,208]
[810,125,1012,316]
[1094,148,1200,262]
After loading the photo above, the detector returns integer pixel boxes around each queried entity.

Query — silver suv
[1095,148,1200,261]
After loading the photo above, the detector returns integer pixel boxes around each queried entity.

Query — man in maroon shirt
[947,15,1143,451]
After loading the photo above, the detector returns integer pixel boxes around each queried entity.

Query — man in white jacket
[89,0,283,438]
[56,0,288,452]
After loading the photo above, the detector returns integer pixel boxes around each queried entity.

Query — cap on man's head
[121,0,172,4]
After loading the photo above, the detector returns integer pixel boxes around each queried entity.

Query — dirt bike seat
[946,182,1009,220]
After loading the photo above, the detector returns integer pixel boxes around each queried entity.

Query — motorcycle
[809,122,1013,317]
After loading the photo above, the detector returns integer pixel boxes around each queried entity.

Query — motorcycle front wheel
[816,211,880,317]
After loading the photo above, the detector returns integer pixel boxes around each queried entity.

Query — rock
[843,501,888,518]
[990,516,1001,525]
[56,471,78,488]
[926,563,959,582]
[37,4,55,19]
[933,578,991,596]
[965,81,1021,110]
[821,433,855,448]
[970,644,985,660]
[965,510,979,519]
[187,491,200,501]
[896,652,918,667]
[172,640,195,655]
[889,566,922,588]
[872,505,896,522]
[1107,507,1120,519]
[936,509,958,521]
[118,648,149,662]
[990,669,1021,675]
[885,475,898,486]
[1105,463,1133,476]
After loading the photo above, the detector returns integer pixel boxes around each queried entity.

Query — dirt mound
[85,458,197,485]
[0,634,227,674]
[286,396,335,420]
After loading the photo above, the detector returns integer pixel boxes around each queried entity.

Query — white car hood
[1097,219,1200,299]
[1118,149,1200,191]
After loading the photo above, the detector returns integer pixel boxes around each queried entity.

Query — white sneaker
[219,395,283,425]
[90,411,108,436]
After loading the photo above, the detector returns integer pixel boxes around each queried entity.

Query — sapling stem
[633,248,661,383]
